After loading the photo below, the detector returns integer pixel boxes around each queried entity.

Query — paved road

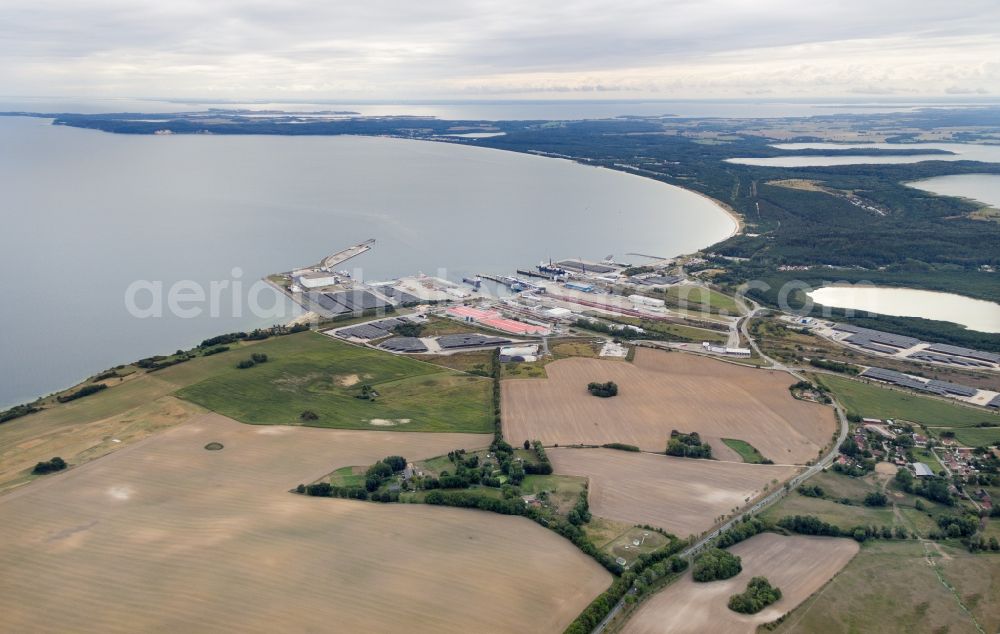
[591,297,849,634]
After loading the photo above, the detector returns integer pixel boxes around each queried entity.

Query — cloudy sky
[2,0,999,100]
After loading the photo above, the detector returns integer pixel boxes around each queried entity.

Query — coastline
[589,159,745,241]
[690,188,743,239]
[0,127,733,412]
[463,141,744,243]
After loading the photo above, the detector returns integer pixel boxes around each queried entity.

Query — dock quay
[322,238,375,269]
[516,269,560,280]
[478,273,543,291]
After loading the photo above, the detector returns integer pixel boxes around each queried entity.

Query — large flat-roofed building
[336,317,408,341]
[912,462,934,477]
[297,272,339,289]
[832,324,920,350]
[307,290,392,316]
[379,337,428,353]
[861,366,980,400]
[499,344,539,362]
[925,380,977,398]
[437,334,511,349]
[628,294,665,308]
[924,343,1000,365]
[861,367,931,391]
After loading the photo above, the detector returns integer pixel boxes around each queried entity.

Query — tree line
[56,383,107,403]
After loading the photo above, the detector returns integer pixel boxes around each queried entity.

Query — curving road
[591,296,849,634]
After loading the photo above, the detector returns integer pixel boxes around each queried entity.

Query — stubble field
[503,348,835,464]
[624,533,859,634]
[549,448,799,537]
[0,414,610,633]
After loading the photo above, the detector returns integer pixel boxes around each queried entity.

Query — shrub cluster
[198,324,308,349]
[692,548,742,582]
[864,491,888,507]
[135,354,184,371]
[666,430,712,459]
[602,443,641,452]
[523,440,554,475]
[92,369,122,382]
[728,576,782,614]
[930,515,978,539]
[808,358,858,374]
[299,482,369,500]
[32,456,67,475]
[235,353,269,370]
[363,455,407,492]
[392,322,424,338]
[56,383,107,403]
[567,488,592,526]
[0,403,41,425]
[716,517,767,548]
[896,469,954,506]
[587,381,619,397]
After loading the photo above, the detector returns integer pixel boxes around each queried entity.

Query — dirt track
[0,414,610,633]
[550,448,798,537]
[625,533,859,634]
[503,349,834,464]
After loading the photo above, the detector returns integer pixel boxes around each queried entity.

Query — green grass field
[806,470,876,501]
[592,314,728,343]
[664,286,741,314]
[721,438,768,463]
[770,540,995,634]
[816,374,999,428]
[912,447,946,475]
[328,466,365,488]
[502,361,547,379]
[176,332,493,432]
[945,426,1000,447]
[766,469,957,539]
[764,490,897,529]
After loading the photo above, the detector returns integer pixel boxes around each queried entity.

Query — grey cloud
[0,0,998,98]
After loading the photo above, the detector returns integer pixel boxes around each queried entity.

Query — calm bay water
[727,142,1000,167]
[907,174,1000,210]
[807,286,1000,333]
[0,116,735,408]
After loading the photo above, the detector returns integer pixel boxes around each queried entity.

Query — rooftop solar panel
[925,343,1000,364]
[437,334,511,349]
[926,380,977,397]
[380,337,428,353]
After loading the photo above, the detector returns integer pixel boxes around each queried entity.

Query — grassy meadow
[176,332,493,432]
[769,540,996,634]
[721,438,769,463]
[816,374,999,430]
